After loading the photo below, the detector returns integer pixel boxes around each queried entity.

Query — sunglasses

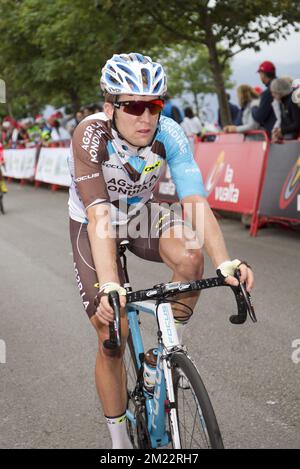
[113,99,164,116]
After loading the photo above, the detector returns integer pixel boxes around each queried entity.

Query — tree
[157,44,233,119]
[0,0,118,117]
[104,0,300,126]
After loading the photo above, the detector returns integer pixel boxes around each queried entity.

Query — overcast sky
[234,31,300,65]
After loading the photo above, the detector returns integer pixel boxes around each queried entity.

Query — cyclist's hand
[94,283,126,326]
[95,295,127,326]
[217,259,254,292]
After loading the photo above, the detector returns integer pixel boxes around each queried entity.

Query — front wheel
[169,352,224,449]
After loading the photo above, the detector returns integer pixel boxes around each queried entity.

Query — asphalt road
[0,182,299,449]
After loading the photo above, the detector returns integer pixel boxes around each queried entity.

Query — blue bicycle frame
[126,302,176,448]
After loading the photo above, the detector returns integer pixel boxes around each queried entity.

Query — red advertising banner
[194,133,269,216]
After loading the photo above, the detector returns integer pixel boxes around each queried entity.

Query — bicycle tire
[125,331,151,449]
[169,352,224,449]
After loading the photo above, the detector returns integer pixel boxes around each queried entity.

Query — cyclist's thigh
[123,200,187,262]
[69,218,125,320]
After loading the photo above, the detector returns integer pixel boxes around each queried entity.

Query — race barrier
[154,131,270,235]
[254,141,300,235]
[35,146,71,188]
[2,141,71,191]
[2,147,37,180]
[154,131,299,235]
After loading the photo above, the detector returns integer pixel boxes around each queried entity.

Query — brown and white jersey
[68,112,206,224]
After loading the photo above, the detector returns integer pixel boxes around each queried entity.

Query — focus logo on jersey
[75,172,100,182]
[81,122,108,164]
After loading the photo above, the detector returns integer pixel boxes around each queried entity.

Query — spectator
[223,85,260,134]
[280,75,294,87]
[292,87,300,109]
[35,115,51,142]
[253,86,263,96]
[82,105,94,118]
[217,93,240,129]
[75,110,84,123]
[181,107,202,150]
[1,117,19,148]
[271,76,294,133]
[270,78,300,142]
[47,113,71,141]
[161,94,184,124]
[251,61,277,136]
[92,103,103,114]
[66,110,84,136]
[23,118,42,145]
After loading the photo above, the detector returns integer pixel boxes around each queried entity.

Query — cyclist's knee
[91,314,129,359]
[175,248,204,278]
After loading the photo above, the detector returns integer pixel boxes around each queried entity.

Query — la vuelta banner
[193,135,268,214]
[259,142,300,221]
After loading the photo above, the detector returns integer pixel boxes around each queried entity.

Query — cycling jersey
[68,112,206,224]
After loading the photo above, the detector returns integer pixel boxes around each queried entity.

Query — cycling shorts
[70,200,186,319]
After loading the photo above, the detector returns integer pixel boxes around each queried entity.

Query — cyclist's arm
[87,203,126,325]
[86,203,120,287]
[72,119,125,323]
[72,118,121,287]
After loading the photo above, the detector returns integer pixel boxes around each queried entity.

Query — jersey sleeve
[71,119,111,209]
[158,117,207,200]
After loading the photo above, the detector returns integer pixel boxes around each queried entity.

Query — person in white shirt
[224,85,260,134]
[181,107,202,150]
[47,113,71,141]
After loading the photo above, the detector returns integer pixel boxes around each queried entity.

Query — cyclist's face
[104,95,160,147]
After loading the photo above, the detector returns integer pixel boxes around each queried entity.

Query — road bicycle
[104,241,257,449]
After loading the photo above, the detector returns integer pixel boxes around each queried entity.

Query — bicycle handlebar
[103,271,257,351]
[126,270,257,325]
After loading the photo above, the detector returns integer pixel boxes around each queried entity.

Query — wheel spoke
[170,354,223,449]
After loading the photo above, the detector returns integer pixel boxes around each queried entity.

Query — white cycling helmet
[100,52,167,97]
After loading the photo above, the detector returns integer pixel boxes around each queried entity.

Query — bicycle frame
[126,299,181,449]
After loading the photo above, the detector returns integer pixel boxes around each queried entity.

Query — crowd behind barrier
[1,57,300,234]
[0,103,103,150]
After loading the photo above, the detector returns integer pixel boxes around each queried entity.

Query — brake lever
[103,291,122,350]
[232,269,257,324]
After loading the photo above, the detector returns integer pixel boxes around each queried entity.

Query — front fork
[146,351,181,449]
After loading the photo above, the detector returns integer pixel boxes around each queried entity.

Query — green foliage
[0,0,117,117]
[1,0,300,122]
[157,44,233,105]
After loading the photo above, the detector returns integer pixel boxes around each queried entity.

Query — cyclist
[68,52,254,449]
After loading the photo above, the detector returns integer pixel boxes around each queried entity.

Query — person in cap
[251,61,277,136]
[270,78,300,142]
